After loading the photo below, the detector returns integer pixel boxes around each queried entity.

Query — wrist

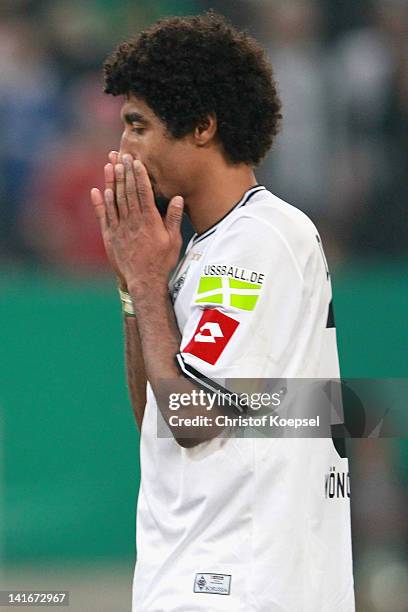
[128,282,169,310]
[128,277,168,300]
[117,278,128,292]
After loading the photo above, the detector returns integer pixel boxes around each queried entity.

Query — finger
[108,150,119,166]
[114,163,128,219]
[104,188,119,228]
[123,154,141,216]
[103,164,116,228]
[103,163,119,224]
[104,162,115,192]
[133,160,160,222]
[90,188,108,231]
[165,196,184,239]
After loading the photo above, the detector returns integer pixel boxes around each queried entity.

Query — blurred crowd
[1,2,407,611]
[0,0,406,273]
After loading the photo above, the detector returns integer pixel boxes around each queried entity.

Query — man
[90,12,354,612]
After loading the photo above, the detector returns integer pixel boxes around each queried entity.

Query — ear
[193,114,217,147]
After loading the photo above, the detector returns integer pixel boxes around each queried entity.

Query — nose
[119,131,140,160]
[118,132,129,162]
[118,132,141,164]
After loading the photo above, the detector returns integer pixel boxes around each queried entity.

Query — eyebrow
[122,112,148,125]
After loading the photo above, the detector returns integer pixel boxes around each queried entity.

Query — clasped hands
[90,151,184,296]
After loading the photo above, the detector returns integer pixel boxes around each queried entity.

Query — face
[119,94,197,203]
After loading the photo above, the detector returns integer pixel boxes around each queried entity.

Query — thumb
[165,196,184,238]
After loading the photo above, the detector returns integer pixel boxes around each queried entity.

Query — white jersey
[132,186,355,611]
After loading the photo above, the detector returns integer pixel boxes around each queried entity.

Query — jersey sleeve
[175,214,316,410]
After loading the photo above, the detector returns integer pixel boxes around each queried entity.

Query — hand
[91,151,128,289]
[91,154,184,298]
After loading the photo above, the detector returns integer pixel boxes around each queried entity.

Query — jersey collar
[191,185,266,246]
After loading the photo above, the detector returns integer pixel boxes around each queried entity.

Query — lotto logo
[194,322,224,343]
[182,309,239,365]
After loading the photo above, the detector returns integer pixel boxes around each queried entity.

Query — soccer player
[90,12,355,611]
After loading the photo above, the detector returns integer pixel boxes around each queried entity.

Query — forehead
[120,94,157,122]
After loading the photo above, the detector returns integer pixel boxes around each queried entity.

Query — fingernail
[115,163,124,177]
[122,154,132,167]
[133,160,141,172]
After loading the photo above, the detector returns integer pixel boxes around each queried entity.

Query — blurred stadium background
[0,0,407,610]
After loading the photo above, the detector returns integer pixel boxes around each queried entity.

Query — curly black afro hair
[104,11,282,166]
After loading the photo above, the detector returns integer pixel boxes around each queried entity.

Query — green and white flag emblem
[195,276,262,311]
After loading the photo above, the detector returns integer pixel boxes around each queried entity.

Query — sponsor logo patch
[194,573,231,595]
[195,266,264,311]
[203,264,265,285]
[182,309,239,365]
